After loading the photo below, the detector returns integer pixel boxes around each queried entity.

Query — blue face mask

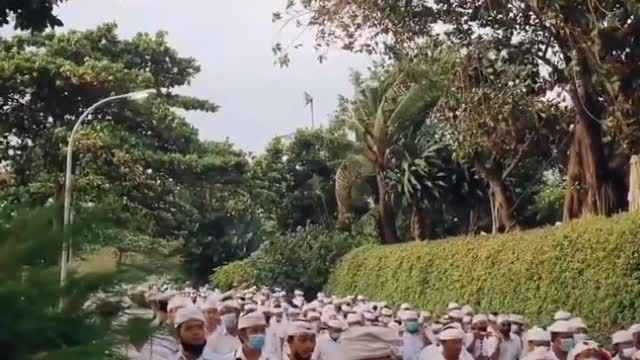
[561,338,574,352]
[248,334,266,351]
[405,321,420,334]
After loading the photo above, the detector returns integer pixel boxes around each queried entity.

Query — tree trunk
[410,204,429,241]
[563,47,619,220]
[376,172,399,244]
[629,155,640,212]
[488,177,518,234]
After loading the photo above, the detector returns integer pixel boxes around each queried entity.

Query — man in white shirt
[218,312,271,360]
[494,315,522,360]
[546,320,575,360]
[402,311,426,360]
[287,321,317,360]
[201,297,221,339]
[312,319,344,360]
[208,299,242,355]
[464,314,498,360]
[520,327,550,360]
[611,330,636,360]
[173,306,217,360]
[419,324,473,360]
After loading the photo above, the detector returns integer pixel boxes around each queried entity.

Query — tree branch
[502,133,535,180]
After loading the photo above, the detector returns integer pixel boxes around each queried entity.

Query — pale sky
[47,0,371,153]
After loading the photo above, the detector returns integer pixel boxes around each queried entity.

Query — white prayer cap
[199,297,219,311]
[488,314,497,322]
[357,295,366,301]
[220,299,241,311]
[630,324,640,335]
[238,311,266,330]
[244,303,258,312]
[472,314,488,324]
[380,308,393,317]
[439,325,465,341]
[449,309,464,320]
[306,311,321,321]
[174,306,205,328]
[287,321,316,336]
[462,305,474,315]
[337,326,402,360]
[168,296,191,312]
[569,317,587,330]
[432,323,443,332]
[447,302,461,310]
[328,319,348,331]
[547,320,574,333]
[346,313,364,325]
[317,292,326,299]
[526,327,550,342]
[496,314,510,324]
[345,295,355,302]
[463,316,472,324]
[567,340,600,360]
[510,314,525,324]
[421,311,431,319]
[400,311,418,321]
[294,289,304,296]
[612,330,634,345]
[400,303,412,310]
[554,310,572,321]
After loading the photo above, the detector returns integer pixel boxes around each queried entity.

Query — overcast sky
[49,0,371,153]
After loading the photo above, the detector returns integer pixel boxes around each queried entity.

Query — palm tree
[335,51,455,243]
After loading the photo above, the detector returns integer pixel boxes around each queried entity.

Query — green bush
[212,226,376,294]
[210,259,257,291]
[327,213,640,337]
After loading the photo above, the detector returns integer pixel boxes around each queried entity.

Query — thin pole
[310,100,315,129]
[61,91,152,287]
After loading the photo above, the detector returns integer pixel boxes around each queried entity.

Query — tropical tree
[335,49,455,243]
[0,0,67,31]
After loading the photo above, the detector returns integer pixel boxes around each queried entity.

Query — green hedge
[211,226,376,294]
[327,213,640,337]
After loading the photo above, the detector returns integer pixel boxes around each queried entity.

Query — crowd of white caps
[127,284,640,360]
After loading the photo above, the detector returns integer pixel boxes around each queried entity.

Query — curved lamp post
[60,89,155,287]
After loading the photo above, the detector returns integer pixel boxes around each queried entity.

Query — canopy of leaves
[0,0,67,31]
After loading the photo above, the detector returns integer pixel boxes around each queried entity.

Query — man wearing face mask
[208,299,242,355]
[312,319,345,360]
[612,330,636,360]
[174,306,217,360]
[220,311,270,360]
[547,320,575,360]
[402,311,426,360]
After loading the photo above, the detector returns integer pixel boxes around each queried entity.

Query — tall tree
[0,0,66,31]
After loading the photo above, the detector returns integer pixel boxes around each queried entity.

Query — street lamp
[60,89,155,287]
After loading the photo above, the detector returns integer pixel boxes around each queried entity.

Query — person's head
[306,311,322,330]
[439,326,465,360]
[497,315,511,336]
[472,314,489,333]
[287,308,301,322]
[175,307,207,357]
[510,315,525,334]
[338,326,402,360]
[525,327,551,353]
[612,331,635,360]
[200,297,220,330]
[347,313,364,328]
[630,324,640,349]
[569,341,609,360]
[238,312,267,354]
[549,321,575,355]
[287,321,317,360]
[167,296,190,323]
[327,319,347,341]
[219,300,242,331]
[401,311,420,335]
[448,310,464,325]
[273,307,284,322]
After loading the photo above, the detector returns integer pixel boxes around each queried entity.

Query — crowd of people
[124,285,640,360]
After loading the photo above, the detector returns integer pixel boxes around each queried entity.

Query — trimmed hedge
[211,259,256,291]
[327,213,640,337]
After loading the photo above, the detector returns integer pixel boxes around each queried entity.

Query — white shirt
[264,327,282,360]
[138,334,179,360]
[419,344,475,360]
[312,335,339,360]
[207,329,242,355]
[175,348,218,360]
[403,332,426,360]
[498,334,522,360]
[215,346,272,360]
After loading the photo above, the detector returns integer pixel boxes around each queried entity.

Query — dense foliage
[327,213,640,337]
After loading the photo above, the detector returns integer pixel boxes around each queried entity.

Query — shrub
[212,226,376,294]
[210,259,257,291]
[326,213,640,337]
